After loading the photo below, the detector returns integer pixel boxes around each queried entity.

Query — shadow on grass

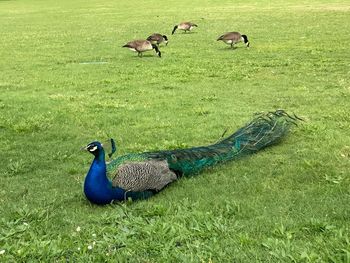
[131,54,162,59]
[172,31,198,35]
[217,46,251,51]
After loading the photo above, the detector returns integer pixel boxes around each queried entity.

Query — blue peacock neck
[84,149,125,204]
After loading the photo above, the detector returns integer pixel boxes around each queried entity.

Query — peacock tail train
[107,110,301,176]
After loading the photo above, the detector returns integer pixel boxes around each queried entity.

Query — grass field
[0,0,349,261]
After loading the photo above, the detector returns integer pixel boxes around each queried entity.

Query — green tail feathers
[107,110,301,176]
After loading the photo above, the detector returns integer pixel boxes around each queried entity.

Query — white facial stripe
[89,146,98,152]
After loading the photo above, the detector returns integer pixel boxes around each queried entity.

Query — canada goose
[217,32,250,48]
[122,40,161,57]
[172,22,198,35]
[147,33,168,46]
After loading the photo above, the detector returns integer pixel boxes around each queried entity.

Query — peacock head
[84,141,103,157]
[83,139,116,158]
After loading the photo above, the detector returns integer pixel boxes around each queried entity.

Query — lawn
[0,0,349,261]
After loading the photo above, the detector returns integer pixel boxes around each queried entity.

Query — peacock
[82,110,301,205]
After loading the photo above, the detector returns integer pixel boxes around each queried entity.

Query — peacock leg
[124,190,131,201]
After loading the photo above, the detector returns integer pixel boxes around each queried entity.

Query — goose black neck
[172,25,178,35]
[152,44,161,57]
[241,34,249,44]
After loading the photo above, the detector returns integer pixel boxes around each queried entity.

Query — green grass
[1,0,350,261]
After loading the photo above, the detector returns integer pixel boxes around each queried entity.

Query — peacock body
[83,110,300,205]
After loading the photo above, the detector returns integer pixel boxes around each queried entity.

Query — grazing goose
[147,33,169,46]
[122,40,161,57]
[217,32,250,48]
[172,22,198,34]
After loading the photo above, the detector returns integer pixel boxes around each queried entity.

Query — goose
[217,32,250,48]
[172,22,198,35]
[147,33,168,46]
[122,40,161,57]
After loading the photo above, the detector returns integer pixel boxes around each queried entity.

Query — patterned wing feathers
[112,160,177,192]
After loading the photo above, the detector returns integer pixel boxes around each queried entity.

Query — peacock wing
[106,153,147,178]
[111,160,177,192]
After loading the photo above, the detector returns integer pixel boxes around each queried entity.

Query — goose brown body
[122,39,161,57]
[217,32,250,48]
[172,22,198,34]
[147,33,168,46]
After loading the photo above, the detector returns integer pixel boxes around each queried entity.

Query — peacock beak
[81,146,88,151]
